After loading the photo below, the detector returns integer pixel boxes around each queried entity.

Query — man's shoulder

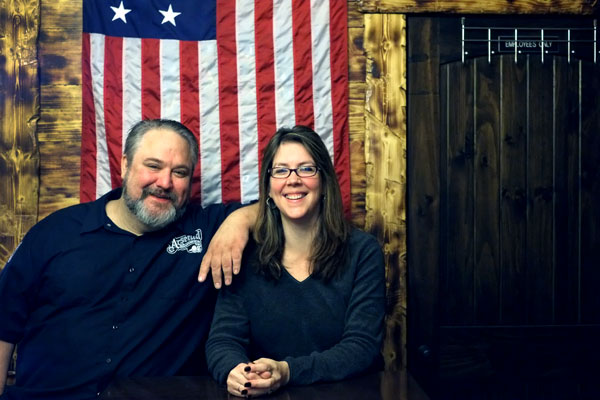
[38,190,114,226]
[34,201,94,230]
[3,202,97,271]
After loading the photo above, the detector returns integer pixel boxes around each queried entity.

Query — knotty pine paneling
[37,0,82,219]
[358,0,598,14]
[0,0,41,268]
[363,13,407,370]
[348,0,367,228]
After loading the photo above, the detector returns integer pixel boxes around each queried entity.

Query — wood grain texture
[406,16,441,384]
[472,59,501,325]
[499,57,528,325]
[527,56,554,324]
[440,61,475,325]
[348,1,367,228]
[358,0,599,14]
[579,61,600,324]
[363,13,407,370]
[37,0,82,220]
[435,53,600,381]
[0,0,41,268]
[553,58,579,326]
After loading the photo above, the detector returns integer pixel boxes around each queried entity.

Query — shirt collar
[80,187,190,236]
[80,188,122,234]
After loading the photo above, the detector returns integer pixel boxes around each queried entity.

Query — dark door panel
[408,15,600,398]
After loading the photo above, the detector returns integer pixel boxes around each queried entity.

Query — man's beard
[122,179,187,231]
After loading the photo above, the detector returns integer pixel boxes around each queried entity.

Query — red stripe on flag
[328,0,351,216]
[179,41,202,202]
[141,38,161,120]
[216,0,241,202]
[254,0,276,170]
[81,32,97,203]
[291,0,314,127]
[104,36,124,189]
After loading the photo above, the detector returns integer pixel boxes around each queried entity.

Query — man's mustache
[141,187,177,203]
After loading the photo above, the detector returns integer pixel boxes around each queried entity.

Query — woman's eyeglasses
[269,166,319,179]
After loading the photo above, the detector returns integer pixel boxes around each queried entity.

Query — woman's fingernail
[244,382,251,387]
[241,389,248,395]
[244,366,251,372]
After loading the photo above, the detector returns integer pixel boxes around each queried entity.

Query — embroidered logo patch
[167,229,203,254]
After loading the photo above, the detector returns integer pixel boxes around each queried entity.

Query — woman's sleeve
[285,233,386,385]
[205,280,251,384]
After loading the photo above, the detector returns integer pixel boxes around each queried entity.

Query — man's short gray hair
[124,119,199,171]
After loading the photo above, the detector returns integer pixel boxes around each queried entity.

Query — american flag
[81,0,350,210]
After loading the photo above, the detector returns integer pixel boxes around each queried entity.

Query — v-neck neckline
[282,267,312,284]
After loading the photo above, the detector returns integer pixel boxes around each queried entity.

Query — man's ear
[121,155,128,180]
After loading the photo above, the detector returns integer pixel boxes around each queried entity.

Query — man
[0,119,256,399]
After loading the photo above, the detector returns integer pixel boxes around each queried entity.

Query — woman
[205,126,385,397]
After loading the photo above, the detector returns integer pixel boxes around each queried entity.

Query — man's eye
[173,170,188,178]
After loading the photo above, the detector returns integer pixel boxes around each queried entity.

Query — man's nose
[155,170,173,188]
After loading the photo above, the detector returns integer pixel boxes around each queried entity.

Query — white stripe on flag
[236,0,259,203]
[273,0,295,129]
[122,37,142,150]
[198,40,223,206]
[161,39,181,121]
[90,33,112,199]
[310,0,335,158]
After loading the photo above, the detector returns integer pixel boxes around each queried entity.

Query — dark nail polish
[244,382,251,387]
[244,366,251,372]
[241,389,248,395]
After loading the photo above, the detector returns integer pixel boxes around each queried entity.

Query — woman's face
[269,142,322,226]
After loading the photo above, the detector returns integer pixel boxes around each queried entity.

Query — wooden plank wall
[350,2,408,369]
[363,13,407,370]
[0,0,40,266]
[359,0,598,14]
[0,0,81,269]
[405,16,441,382]
[37,1,81,218]
[348,4,368,228]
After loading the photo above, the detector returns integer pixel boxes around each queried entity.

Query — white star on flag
[159,4,181,26]
[110,1,131,23]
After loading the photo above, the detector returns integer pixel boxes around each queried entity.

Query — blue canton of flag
[84,0,216,40]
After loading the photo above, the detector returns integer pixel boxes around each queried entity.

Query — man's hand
[0,340,15,395]
[198,203,258,288]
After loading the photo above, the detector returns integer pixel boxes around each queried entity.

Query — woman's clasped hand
[227,359,290,397]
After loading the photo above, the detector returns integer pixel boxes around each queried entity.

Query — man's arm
[0,340,15,395]
[198,203,258,289]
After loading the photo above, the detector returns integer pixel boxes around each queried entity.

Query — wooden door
[407,16,600,396]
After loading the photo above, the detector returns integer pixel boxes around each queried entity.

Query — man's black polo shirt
[0,189,239,399]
